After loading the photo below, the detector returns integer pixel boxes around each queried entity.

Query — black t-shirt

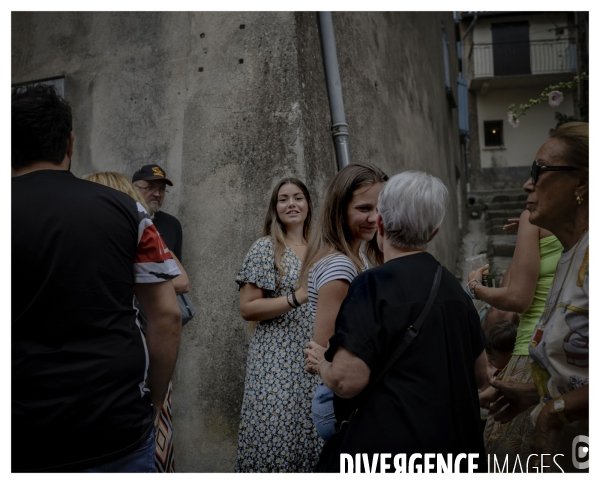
[11,170,178,472]
[153,210,183,261]
[325,252,486,471]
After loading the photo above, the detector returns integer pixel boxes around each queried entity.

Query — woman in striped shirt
[299,163,388,441]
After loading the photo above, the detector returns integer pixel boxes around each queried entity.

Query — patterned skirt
[155,380,175,472]
[484,355,535,472]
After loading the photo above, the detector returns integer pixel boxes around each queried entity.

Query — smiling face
[523,138,583,231]
[346,182,383,247]
[276,183,308,230]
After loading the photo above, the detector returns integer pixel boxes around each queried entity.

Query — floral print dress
[234,237,322,472]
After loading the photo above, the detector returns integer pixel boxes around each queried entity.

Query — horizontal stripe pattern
[307,254,359,317]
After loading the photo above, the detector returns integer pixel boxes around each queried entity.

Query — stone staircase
[462,188,528,285]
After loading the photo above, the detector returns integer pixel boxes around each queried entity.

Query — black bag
[314,264,442,473]
[178,293,196,326]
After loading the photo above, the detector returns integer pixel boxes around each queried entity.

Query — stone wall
[12,11,465,471]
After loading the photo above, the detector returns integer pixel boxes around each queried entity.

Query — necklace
[530,229,588,348]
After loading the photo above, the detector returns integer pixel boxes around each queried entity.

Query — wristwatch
[553,395,570,424]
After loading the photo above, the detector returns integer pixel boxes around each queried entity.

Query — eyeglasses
[134,184,168,195]
[530,159,578,186]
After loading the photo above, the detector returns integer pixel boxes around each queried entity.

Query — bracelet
[317,358,327,376]
[292,292,300,307]
[286,294,295,308]
[465,279,482,300]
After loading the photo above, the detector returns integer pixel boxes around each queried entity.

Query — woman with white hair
[304,171,488,472]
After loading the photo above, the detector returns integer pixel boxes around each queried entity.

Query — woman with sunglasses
[468,207,562,466]
[483,122,589,472]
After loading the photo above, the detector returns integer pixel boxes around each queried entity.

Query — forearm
[551,385,588,423]
[146,315,181,409]
[240,294,297,321]
[479,385,496,407]
[171,253,190,295]
[319,348,370,399]
[320,361,360,399]
[473,285,531,313]
[136,282,182,409]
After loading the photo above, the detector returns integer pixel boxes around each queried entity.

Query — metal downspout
[318,12,351,170]
[461,13,478,42]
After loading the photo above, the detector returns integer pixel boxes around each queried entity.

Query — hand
[503,218,520,231]
[303,340,327,374]
[530,400,563,455]
[478,385,497,409]
[489,380,538,424]
[295,286,309,305]
[468,264,489,289]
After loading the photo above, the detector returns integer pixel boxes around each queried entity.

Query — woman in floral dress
[234,178,322,472]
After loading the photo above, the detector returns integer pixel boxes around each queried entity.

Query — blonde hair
[84,171,152,216]
[299,163,388,286]
[549,121,589,172]
[263,178,313,276]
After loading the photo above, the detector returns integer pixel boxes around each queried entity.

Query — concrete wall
[12,11,465,471]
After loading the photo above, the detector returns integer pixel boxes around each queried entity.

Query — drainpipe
[461,13,478,42]
[318,12,351,170]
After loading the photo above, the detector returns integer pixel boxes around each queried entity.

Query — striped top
[307,253,365,318]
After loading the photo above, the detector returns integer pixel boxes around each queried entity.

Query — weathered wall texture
[332,12,465,267]
[12,11,465,471]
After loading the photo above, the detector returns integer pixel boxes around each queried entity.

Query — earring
[576,196,583,205]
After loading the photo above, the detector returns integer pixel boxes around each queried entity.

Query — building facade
[459,12,584,190]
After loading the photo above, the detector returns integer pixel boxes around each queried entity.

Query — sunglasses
[530,159,578,186]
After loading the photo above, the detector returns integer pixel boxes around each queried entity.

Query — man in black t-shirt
[12,85,183,472]
[132,164,183,261]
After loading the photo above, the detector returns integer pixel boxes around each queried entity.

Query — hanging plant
[507,73,588,128]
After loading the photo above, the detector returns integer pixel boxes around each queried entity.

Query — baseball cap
[132,164,174,186]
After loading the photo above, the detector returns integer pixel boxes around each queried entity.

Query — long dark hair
[299,163,388,286]
[262,178,313,276]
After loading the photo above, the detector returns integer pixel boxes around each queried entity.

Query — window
[484,120,503,146]
[12,76,65,98]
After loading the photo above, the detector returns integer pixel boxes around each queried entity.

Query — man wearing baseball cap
[132,164,183,261]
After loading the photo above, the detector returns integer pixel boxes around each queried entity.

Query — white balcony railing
[472,39,577,78]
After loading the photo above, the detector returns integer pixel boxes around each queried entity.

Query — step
[467,188,525,205]
[488,242,516,258]
[485,209,524,221]
[489,257,513,280]
[489,225,516,236]
[486,216,518,228]
[488,235,517,258]
[486,201,527,211]
[467,203,487,220]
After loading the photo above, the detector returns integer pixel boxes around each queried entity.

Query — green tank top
[513,235,563,355]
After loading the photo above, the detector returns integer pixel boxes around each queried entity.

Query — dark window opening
[484,121,503,146]
[12,76,65,99]
[492,22,531,76]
